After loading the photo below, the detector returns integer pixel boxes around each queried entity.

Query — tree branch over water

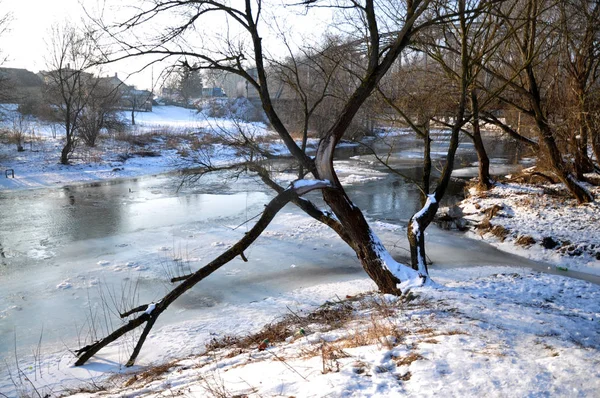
[74,180,332,366]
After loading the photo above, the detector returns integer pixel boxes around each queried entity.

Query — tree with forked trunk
[374,0,502,270]
[75,0,497,366]
[43,24,110,164]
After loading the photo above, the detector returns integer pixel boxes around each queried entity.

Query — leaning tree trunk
[315,133,424,294]
[520,23,594,203]
[536,119,594,203]
[522,72,593,202]
[328,193,402,294]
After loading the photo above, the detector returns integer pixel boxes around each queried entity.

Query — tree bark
[593,127,600,168]
[322,189,405,295]
[61,131,74,165]
[470,91,493,189]
[574,90,596,178]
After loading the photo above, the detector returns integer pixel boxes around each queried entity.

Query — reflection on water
[0,177,269,270]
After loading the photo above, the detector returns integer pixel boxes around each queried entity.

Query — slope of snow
[460,182,600,276]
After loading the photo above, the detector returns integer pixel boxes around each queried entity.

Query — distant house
[201,87,226,98]
[218,69,260,100]
[122,87,153,112]
[98,73,126,90]
[0,67,44,103]
[99,73,153,112]
[38,65,95,86]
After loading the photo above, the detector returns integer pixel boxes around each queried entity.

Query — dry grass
[484,204,503,219]
[341,315,403,350]
[490,225,510,241]
[123,361,179,387]
[320,342,351,374]
[115,130,162,147]
[395,352,425,367]
[205,299,357,353]
[95,292,473,395]
[515,234,536,246]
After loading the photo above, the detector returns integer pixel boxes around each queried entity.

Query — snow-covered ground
[0,104,281,191]
[9,267,599,397]
[460,182,600,276]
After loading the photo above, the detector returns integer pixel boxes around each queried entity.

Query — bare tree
[269,36,346,176]
[557,0,600,175]
[384,0,481,273]
[43,24,101,164]
[478,0,594,202]
[79,80,122,146]
[0,5,12,103]
[9,112,29,152]
[123,86,153,125]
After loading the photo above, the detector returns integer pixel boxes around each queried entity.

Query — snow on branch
[290,179,332,195]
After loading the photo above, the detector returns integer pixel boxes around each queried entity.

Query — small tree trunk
[407,198,438,275]
[408,121,460,272]
[573,134,593,180]
[421,119,432,198]
[572,91,595,179]
[470,91,493,189]
[593,128,600,168]
[61,133,74,165]
[537,121,593,203]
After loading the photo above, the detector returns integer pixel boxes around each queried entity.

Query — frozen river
[1,139,598,368]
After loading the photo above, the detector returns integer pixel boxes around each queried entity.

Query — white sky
[1,0,152,87]
[1,0,334,91]
[3,0,84,71]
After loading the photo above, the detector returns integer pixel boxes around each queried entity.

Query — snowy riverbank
[0,105,285,191]
[460,181,600,276]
